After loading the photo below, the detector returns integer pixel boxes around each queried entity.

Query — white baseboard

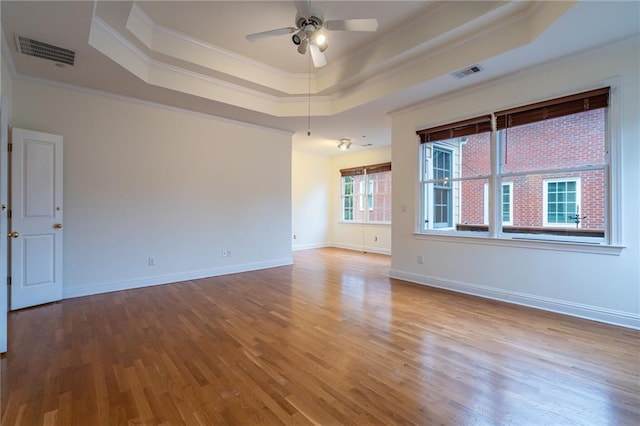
[390,269,640,330]
[292,242,329,251]
[63,257,293,299]
[291,242,391,255]
[330,242,391,255]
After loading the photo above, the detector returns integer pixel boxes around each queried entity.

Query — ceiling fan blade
[325,19,379,32]
[309,44,327,68]
[246,27,296,41]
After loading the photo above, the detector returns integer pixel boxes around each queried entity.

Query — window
[419,116,491,232]
[358,180,374,211]
[417,87,611,244]
[432,147,453,228]
[342,176,354,221]
[544,178,581,227]
[484,182,513,226]
[502,183,513,225]
[341,163,392,224]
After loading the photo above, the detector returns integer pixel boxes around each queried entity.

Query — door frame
[0,95,8,353]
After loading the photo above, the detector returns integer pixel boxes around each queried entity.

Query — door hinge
[7,276,11,286]
[7,143,12,152]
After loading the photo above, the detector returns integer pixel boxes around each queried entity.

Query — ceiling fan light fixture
[292,30,306,46]
[338,139,352,151]
[297,39,308,54]
[246,6,378,68]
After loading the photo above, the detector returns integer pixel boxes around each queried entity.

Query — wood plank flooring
[1,247,639,425]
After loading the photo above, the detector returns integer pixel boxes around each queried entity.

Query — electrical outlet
[221,250,231,257]
[417,255,424,264]
[374,236,378,242]
[148,257,155,266]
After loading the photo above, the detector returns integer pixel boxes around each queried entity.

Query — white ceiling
[1,1,638,156]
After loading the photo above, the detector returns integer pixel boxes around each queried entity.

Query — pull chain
[307,51,311,136]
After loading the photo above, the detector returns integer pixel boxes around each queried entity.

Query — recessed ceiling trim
[89,1,578,120]
[314,0,534,96]
[89,15,333,117]
[126,4,311,95]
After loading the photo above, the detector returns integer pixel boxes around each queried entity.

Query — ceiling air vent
[15,35,75,66]
[451,64,483,79]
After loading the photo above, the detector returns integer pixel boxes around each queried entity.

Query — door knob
[8,231,19,238]
[53,223,63,229]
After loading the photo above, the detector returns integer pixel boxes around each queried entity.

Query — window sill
[338,221,391,226]
[456,224,605,238]
[413,232,625,255]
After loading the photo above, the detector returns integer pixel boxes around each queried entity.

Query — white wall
[292,150,331,250]
[390,40,640,328]
[330,146,392,255]
[11,78,293,298]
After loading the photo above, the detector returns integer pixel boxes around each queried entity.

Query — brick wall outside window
[459,109,604,229]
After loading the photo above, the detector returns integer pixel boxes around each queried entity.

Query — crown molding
[89,15,334,117]
[87,0,581,119]
[125,3,312,96]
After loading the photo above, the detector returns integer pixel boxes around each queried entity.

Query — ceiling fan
[245,0,378,68]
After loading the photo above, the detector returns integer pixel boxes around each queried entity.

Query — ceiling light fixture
[297,39,309,54]
[338,139,352,151]
[292,30,305,46]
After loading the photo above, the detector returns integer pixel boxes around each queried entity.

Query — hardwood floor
[1,247,639,425]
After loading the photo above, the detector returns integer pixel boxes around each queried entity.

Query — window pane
[353,175,366,221]
[432,146,453,228]
[504,171,603,236]
[548,179,575,224]
[461,178,489,229]
[367,171,392,223]
[502,183,512,224]
[434,148,451,181]
[501,109,605,174]
[422,184,430,230]
[422,133,490,232]
[461,132,491,177]
[342,176,354,221]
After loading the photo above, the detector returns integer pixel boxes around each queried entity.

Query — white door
[10,128,63,310]
[0,97,8,352]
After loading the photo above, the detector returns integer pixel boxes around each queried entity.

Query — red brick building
[437,108,605,232]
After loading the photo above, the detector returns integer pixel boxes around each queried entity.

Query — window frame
[341,176,354,221]
[432,146,454,229]
[484,182,513,226]
[543,177,581,228]
[414,85,624,254]
[419,135,491,234]
[358,180,375,212]
[340,163,391,225]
